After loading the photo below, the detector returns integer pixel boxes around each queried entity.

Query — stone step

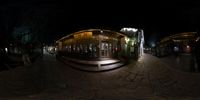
[66,61,125,72]
[57,56,125,71]
[62,56,121,66]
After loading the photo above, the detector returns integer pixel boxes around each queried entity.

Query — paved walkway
[0,53,42,70]
[160,53,196,72]
[0,53,199,99]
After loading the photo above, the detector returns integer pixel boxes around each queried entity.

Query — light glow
[196,37,200,41]
[120,28,138,32]
[125,37,130,44]
[5,48,8,53]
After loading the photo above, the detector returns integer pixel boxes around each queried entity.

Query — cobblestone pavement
[0,53,200,100]
[160,54,193,72]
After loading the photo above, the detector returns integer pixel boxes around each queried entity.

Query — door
[101,42,109,57]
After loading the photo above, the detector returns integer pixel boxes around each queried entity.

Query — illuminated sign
[120,28,138,32]
[74,32,93,40]
[63,39,73,45]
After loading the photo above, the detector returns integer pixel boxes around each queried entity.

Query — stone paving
[160,53,193,72]
[0,53,199,100]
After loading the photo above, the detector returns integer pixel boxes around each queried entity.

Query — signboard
[74,32,92,40]
[63,39,73,45]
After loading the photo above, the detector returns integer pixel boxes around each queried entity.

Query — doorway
[101,42,109,57]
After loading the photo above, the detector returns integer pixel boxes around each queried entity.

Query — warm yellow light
[125,37,129,44]
[74,32,93,40]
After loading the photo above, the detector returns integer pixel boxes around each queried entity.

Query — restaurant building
[156,32,198,56]
[56,28,144,60]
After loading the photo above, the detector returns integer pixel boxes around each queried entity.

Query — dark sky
[1,1,200,44]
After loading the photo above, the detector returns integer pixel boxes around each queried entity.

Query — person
[22,45,31,66]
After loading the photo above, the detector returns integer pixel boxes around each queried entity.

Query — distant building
[56,29,144,60]
[156,32,198,56]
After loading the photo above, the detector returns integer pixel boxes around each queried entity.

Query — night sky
[1,1,200,45]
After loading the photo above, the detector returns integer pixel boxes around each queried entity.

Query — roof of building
[160,32,197,43]
[56,29,127,43]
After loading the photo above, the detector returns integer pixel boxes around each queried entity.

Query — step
[58,56,125,71]
[65,61,124,72]
[62,56,120,66]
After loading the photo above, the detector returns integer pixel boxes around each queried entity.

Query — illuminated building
[56,29,144,60]
[156,32,198,56]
